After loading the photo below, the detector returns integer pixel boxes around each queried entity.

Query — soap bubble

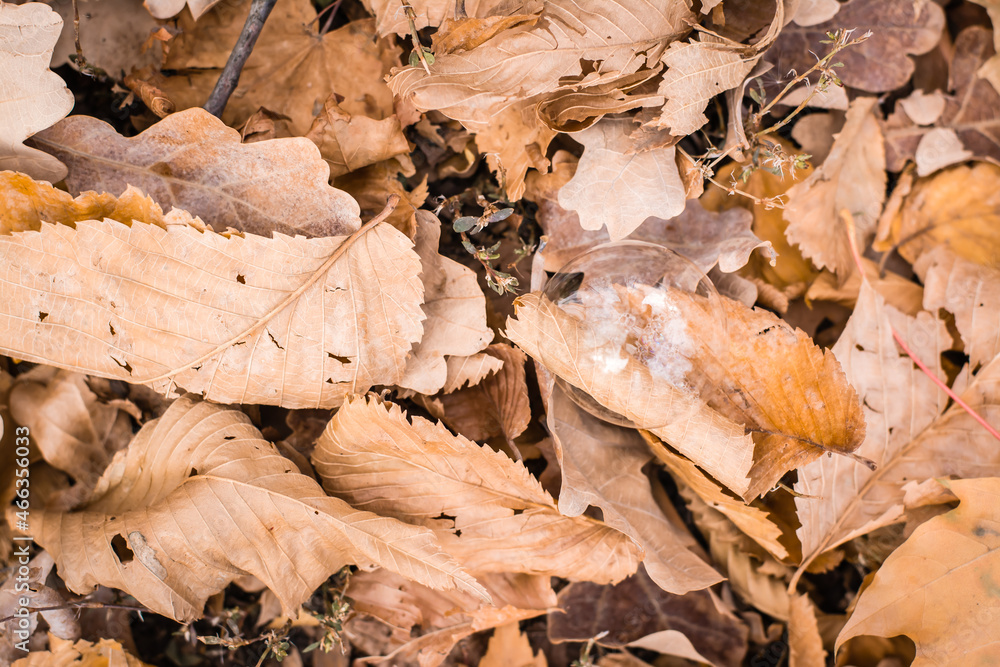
[542,241,728,427]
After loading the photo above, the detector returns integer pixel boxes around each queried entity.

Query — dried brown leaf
[768,0,945,93]
[788,594,827,667]
[480,623,547,667]
[548,565,748,667]
[0,3,73,183]
[12,635,152,667]
[440,352,505,394]
[312,396,640,583]
[837,478,1000,666]
[794,282,1000,570]
[143,0,219,19]
[0,183,425,408]
[50,0,161,75]
[32,109,361,238]
[558,119,686,241]
[305,97,411,179]
[548,386,724,595]
[9,396,485,622]
[432,344,530,443]
[783,97,886,275]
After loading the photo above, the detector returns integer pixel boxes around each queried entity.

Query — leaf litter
[1,0,1000,665]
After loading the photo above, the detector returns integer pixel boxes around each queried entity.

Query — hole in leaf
[267,330,284,350]
[224,435,235,440]
[326,378,334,384]
[111,534,134,564]
[111,356,133,374]
[327,352,351,364]
[189,467,200,477]
[237,274,246,284]
[109,322,116,335]
[38,312,48,322]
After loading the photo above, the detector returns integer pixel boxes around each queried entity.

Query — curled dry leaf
[312,396,641,583]
[143,0,219,19]
[388,0,692,127]
[548,385,723,594]
[430,344,530,444]
[397,211,492,395]
[0,2,73,183]
[783,97,886,276]
[507,286,865,499]
[557,119,686,241]
[548,565,749,667]
[9,396,485,622]
[440,352,505,394]
[767,0,945,93]
[875,162,1000,266]
[0,181,425,408]
[305,97,411,178]
[32,109,361,238]
[794,282,1000,572]
[837,478,1000,666]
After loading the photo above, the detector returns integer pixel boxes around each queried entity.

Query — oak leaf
[305,97,411,178]
[547,385,724,595]
[767,0,945,93]
[883,27,1000,171]
[31,109,361,238]
[794,282,1000,570]
[507,287,865,499]
[557,119,686,241]
[0,186,425,408]
[837,478,1000,666]
[783,97,886,275]
[11,635,152,666]
[311,396,641,583]
[11,396,486,622]
[0,2,74,182]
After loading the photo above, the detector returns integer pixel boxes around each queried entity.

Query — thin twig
[204,0,279,118]
[0,601,148,624]
[401,0,432,74]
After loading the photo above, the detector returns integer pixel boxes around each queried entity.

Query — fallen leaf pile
[1,0,1000,665]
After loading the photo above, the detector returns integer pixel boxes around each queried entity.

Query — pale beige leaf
[10,396,485,622]
[794,282,1000,569]
[0,196,425,409]
[557,119,686,241]
[915,247,1000,370]
[789,594,827,667]
[507,288,865,499]
[784,97,886,275]
[32,109,361,238]
[837,478,1000,666]
[548,385,724,595]
[432,344,530,443]
[312,396,640,583]
[143,0,219,19]
[0,3,73,182]
[480,623,547,667]
[792,0,840,26]
[650,36,757,136]
[50,0,161,75]
[12,635,153,667]
[398,211,492,395]
[388,0,693,127]
[914,128,973,176]
[441,352,505,393]
[898,89,946,126]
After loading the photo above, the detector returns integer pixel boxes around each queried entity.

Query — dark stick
[203,0,279,118]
